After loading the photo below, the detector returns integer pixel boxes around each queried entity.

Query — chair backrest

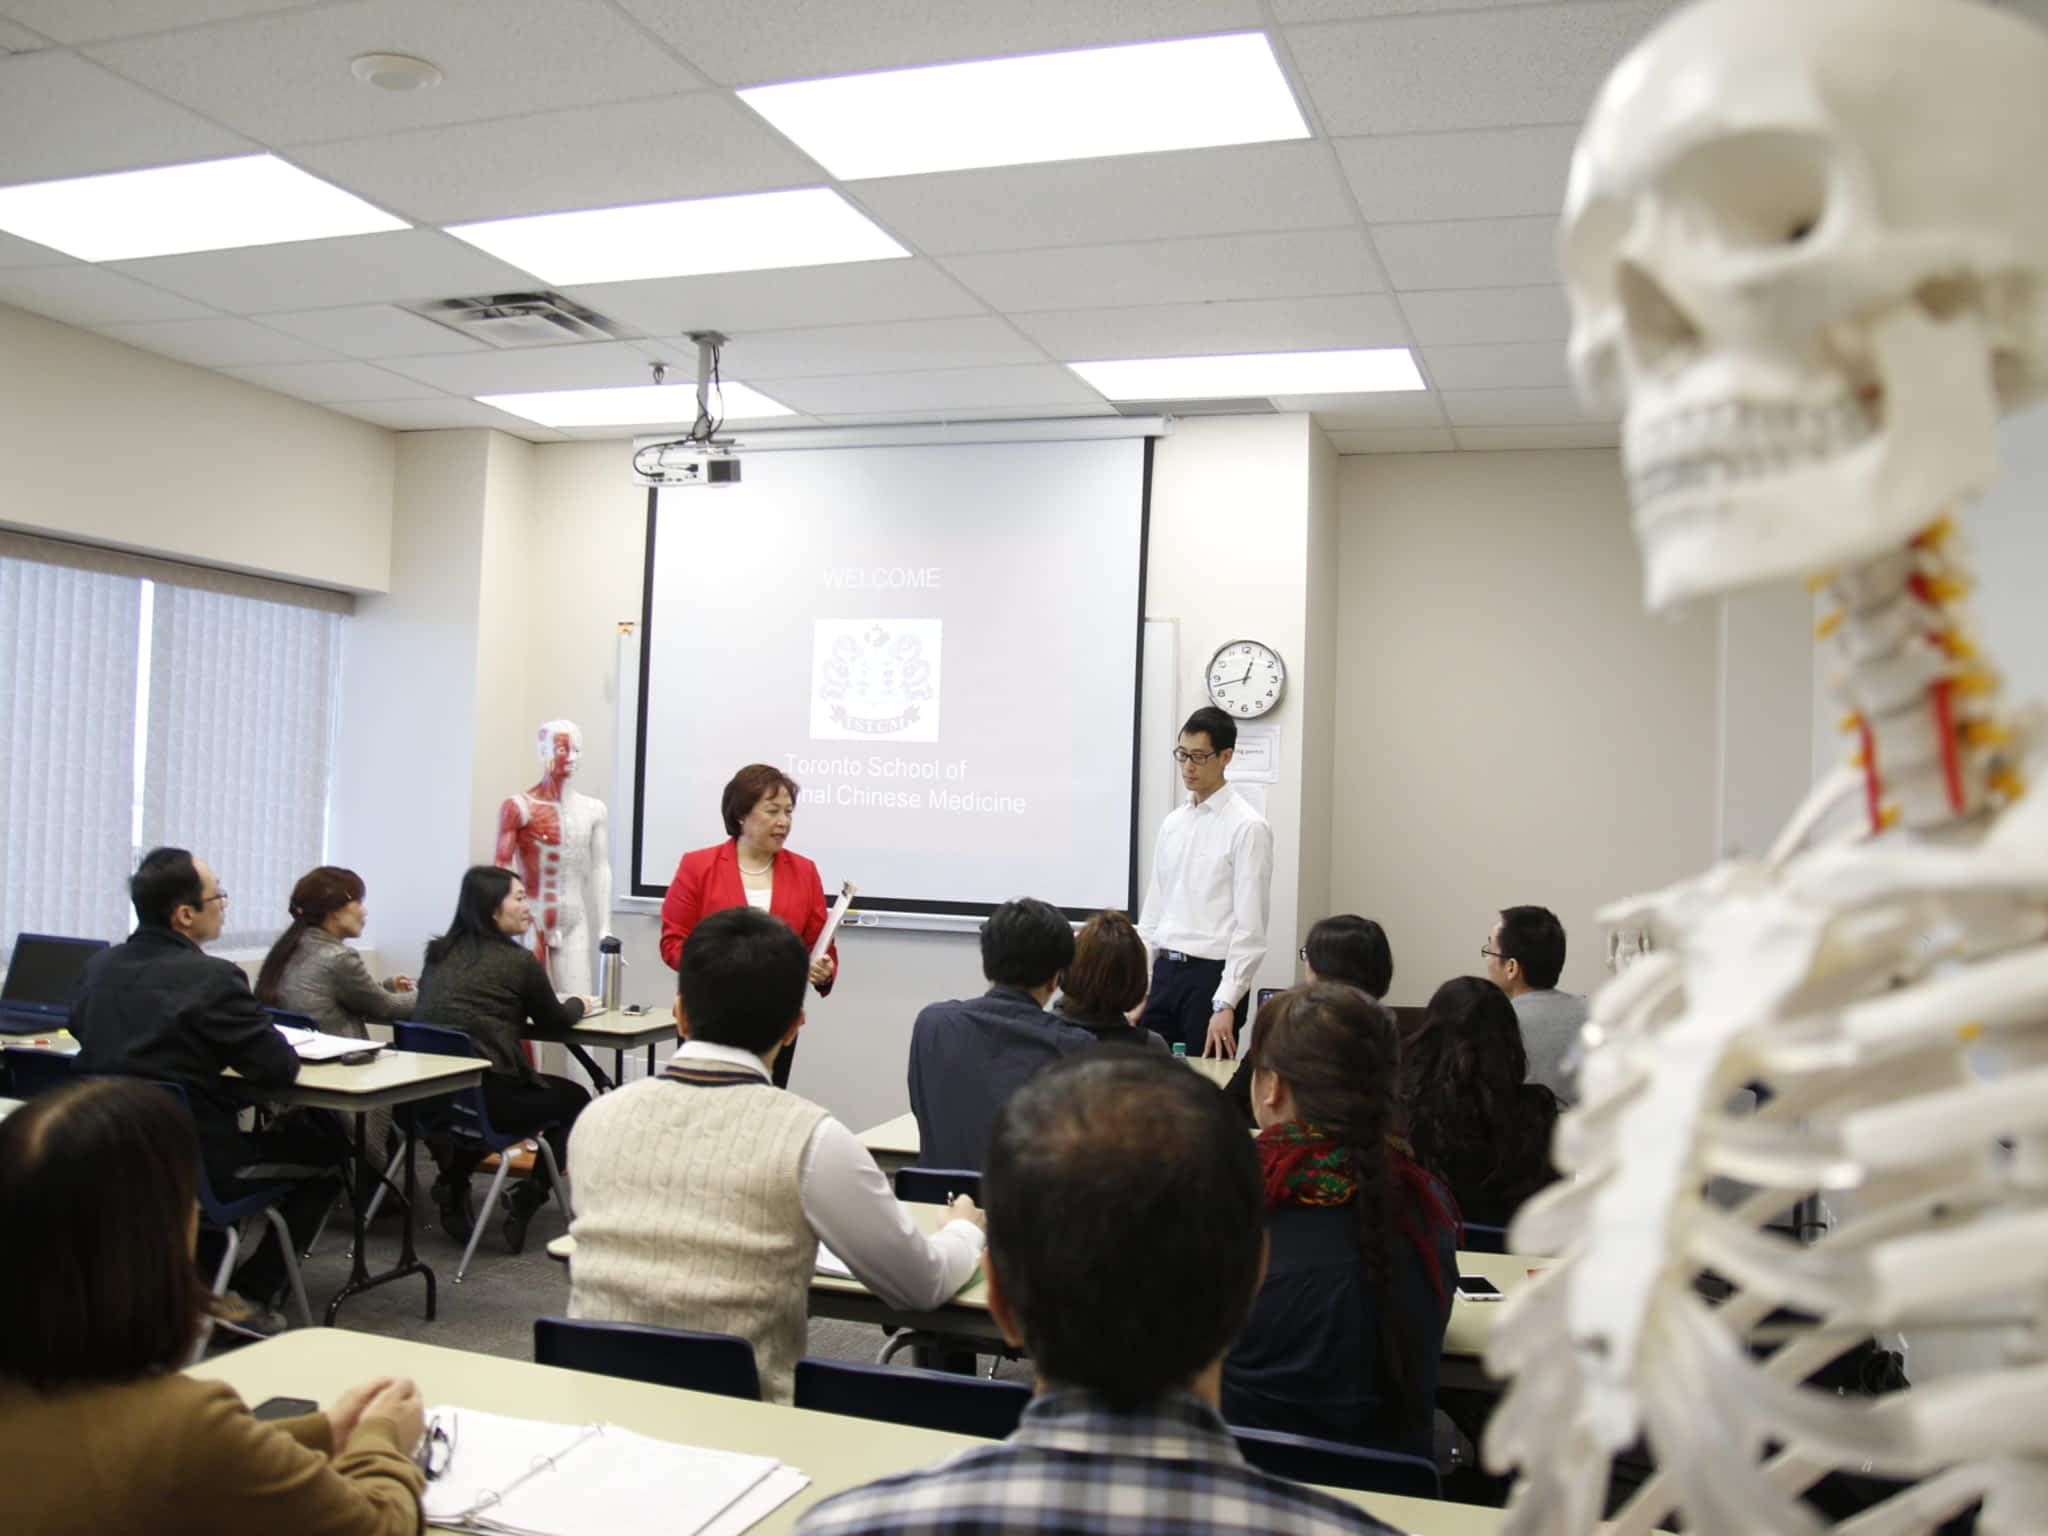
[534,1316,761,1401]
[140,1078,286,1225]
[263,1006,320,1032]
[893,1166,980,1206]
[793,1357,1029,1440]
[1232,1424,1441,1499]
[1460,1222,1510,1255]
[2,1046,78,1100]
[391,1020,502,1145]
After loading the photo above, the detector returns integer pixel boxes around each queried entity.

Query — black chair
[533,1316,761,1401]
[1460,1222,1510,1255]
[3,1044,79,1099]
[1233,1424,1440,1499]
[892,1166,980,1205]
[794,1357,1029,1440]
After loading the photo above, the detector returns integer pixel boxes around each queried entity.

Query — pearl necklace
[738,850,775,877]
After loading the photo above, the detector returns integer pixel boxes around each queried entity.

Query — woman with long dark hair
[1221,984,1458,1457]
[413,865,593,1250]
[1400,976,1561,1227]
[0,1079,425,1533]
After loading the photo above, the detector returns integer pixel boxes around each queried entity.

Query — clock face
[1206,639,1285,718]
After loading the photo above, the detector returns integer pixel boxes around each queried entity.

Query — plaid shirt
[793,1389,1402,1536]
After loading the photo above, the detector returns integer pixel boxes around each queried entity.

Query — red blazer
[659,838,838,995]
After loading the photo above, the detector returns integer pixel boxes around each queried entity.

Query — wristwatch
[1211,997,1233,1015]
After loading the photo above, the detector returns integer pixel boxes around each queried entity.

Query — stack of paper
[419,1408,808,1536]
[273,1024,383,1062]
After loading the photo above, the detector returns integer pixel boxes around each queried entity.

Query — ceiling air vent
[404,292,633,348]
[1111,397,1278,418]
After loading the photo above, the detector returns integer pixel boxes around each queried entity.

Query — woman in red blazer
[659,762,838,1088]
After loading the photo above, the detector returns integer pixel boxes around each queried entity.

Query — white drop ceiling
[1,0,2034,452]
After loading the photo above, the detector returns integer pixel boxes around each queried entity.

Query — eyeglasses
[1479,946,1505,961]
[1172,747,1218,765]
[418,1412,456,1481]
[204,890,230,906]
[1298,946,1311,962]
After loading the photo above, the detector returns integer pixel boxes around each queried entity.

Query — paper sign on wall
[1226,722,1280,784]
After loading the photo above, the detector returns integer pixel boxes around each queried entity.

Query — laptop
[0,934,109,1034]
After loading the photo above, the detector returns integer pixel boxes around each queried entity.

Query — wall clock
[1205,639,1285,718]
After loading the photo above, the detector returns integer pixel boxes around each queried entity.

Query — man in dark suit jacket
[907,898,1095,1171]
[70,847,341,1311]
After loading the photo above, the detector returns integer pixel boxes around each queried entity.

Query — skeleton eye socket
[1662,131,1833,254]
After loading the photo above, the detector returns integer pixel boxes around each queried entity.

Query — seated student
[1400,976,1561,1228]
[256,865,417,1198]
[69,846,342,1318]
[567,906,984,1404]
[1483,904,1588,1104]
[907,896,1095,1171]
[796,1050,1401,1536]
[412,864,594,1250]
[0,1079,425,1535]
[1226,913,1395,1122]
[1053,910,1168,1052]
[1222,985,1457,1459]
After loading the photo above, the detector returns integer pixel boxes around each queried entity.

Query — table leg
[324,1105,438,1325]
[645,1042,656,1076]
[614,1046,625,1086]
[566,1042,614,1093]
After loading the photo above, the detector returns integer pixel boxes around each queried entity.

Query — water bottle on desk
[598,935,623,1014]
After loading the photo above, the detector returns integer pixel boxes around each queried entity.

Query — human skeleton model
[1481,3,2048,1533]
[495,719,612,996]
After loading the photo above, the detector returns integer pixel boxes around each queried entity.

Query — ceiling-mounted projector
[631,438,740,488]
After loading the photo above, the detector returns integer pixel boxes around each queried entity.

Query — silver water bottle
[598,935,623,1013]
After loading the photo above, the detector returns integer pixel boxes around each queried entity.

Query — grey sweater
[414,935,584,1081]
[1513,987,1589,1105]
[272,929,416,1040]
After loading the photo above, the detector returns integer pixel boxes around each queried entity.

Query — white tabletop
[554,1012,677,1051]
[189,1328,1509,1536]
[243,1050,488,1113]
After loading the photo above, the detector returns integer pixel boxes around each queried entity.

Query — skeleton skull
[1562,0,2048,610]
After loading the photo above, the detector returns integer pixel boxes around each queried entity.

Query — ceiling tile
[565,259,988,338]
[377,340,675,396]
[96,314,338,366]
[757,364,1104,416]
[709,317,1045,380]
[84,0,706,146]
[617,0,1261,86]
[1453,423,1620,451]
[1441,386,1606,427]
[1323,426,1454,453]
[293,95,821,226]
[0,229,64,266]
[1373,216,1559,291]
[1420,341,1572,390]
[1015,294,1405,361]
[941,229,1380,313]
[259,303,494,359]
[324,395,567,438]
[0,49,251,184]
[220,358,445,403]
[1397,285,1569,346]
[108,230,538,313]
[2,1,320,46]
[802,404,1120,426]
[1288,0,1676,135]
[0,18,52,52]
[1335,125,1578,223]
[1271,391,1445,427]
[0,263,216,324]
[851,142,1354,255]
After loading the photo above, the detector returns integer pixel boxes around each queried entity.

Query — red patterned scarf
[1256,1122,1458,1306]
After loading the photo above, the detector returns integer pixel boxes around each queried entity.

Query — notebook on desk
[0,934,107,1034]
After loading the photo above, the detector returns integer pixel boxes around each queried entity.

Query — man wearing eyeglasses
[1481,904,1587,1104]
[70,846,341,1319]
[1135,708,1274,1060]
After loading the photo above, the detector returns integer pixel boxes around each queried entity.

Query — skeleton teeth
[1625,396,1878,504]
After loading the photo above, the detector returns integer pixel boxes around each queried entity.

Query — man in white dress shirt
[1135,707,1275,1059]
[565,906,986,1402]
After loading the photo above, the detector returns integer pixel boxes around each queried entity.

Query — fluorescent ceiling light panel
[0,155,406,262]
[1070,349,1426,400]
[477,383,797,429]
[738,32,1309,180]
[446,188,907,285]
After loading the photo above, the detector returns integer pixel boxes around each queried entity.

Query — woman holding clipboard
[659,763,839,1088]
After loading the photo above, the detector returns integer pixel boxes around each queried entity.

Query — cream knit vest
[566,1071,830,1404]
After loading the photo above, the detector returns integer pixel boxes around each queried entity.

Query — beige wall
[1298,426,1341,933]
[1333,449,1721,1002]
[0,303,395,592]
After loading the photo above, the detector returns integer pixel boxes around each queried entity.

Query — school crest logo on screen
[811,619,941,741]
